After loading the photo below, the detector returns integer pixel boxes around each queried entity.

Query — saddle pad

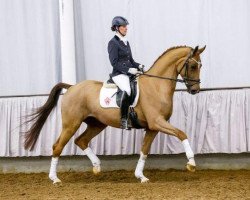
[100,81,140,108]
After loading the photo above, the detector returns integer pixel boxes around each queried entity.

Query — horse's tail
[24,82,72,151]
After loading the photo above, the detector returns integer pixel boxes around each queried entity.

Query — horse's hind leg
[135,129,158,183]
[75,117,107,175]
[49,119,82,184]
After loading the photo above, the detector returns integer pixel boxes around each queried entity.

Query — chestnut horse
[24,45,206,184]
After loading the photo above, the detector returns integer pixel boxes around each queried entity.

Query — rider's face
[118,25,127,36]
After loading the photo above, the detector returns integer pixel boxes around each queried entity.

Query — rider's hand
[138,64,145,72]
[128,68,139,75]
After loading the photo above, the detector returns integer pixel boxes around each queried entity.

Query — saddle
[106,75,137,107]
[100,75,143,129]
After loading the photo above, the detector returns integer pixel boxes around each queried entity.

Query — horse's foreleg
[135,130,158,183]
[152,117,196,172]
[75,117,107,175]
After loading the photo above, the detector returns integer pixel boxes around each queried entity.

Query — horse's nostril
[191,90,197,94]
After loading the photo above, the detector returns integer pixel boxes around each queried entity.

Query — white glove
[138,65,145,74]
[139,64,145,70]
[128,68,139,75]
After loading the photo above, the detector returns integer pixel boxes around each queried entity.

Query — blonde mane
[148,45,192,71]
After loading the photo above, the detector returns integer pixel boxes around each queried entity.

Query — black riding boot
[120,91,131,130]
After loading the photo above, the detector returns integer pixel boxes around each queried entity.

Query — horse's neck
[144,48,190,94]
[148,48,189,78]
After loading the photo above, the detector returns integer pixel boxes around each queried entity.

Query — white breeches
[112,74,131,96]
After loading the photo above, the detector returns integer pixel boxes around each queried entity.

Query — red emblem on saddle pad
[104,97,111,105]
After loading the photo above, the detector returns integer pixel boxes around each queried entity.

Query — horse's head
[178,46,206,95]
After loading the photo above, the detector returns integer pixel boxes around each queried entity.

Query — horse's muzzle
[189,89,200,95]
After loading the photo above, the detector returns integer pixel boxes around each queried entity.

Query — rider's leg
[120,91,130,129]
[112,74,131,96]
[112,74,131,129]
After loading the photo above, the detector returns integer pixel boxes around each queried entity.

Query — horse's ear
[191,46,199,56]
[197,45,206,55]
[192,46,199,56]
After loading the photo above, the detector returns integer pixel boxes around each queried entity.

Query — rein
[136,50,201,88]
[138,73,187,83]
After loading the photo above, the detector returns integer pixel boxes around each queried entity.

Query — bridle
[178,52,201,88]
[137,49,201,89]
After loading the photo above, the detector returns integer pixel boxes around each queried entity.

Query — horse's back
[61,80,103,106]
[78,79,103,87]
[68,80,103,92]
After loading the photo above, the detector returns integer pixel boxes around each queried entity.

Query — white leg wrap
[182,139,196,166]
[135,152,149,183]
[84,147,101,174]
[84,147,101,167]
[49,157,61,184]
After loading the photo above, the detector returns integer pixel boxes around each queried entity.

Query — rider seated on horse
[108,16,144,130]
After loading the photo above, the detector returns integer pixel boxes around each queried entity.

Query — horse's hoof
[186,163,196,172]
[53,178,62,186]
[93,166,101,175]
[141,177,149,183]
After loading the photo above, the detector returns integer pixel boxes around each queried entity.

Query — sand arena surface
[0,170,249,200]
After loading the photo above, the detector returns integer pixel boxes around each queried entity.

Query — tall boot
[120,91,130,130]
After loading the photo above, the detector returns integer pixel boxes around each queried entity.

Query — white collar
[115,32,128,45]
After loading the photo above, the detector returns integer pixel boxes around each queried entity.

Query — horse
[24,45,206,184]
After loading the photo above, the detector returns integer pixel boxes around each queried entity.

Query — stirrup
[121,119,131,130]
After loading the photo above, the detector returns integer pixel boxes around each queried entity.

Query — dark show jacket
[108,35,140,77]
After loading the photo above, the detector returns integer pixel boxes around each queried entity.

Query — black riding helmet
[111,16,129,31]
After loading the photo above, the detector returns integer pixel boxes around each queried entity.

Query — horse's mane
[148,45,192,71]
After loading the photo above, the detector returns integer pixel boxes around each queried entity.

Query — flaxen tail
[24,83,72,151]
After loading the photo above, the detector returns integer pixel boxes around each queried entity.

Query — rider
[108,16,144,129]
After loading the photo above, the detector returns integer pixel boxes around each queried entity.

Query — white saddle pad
[100,80,139,108]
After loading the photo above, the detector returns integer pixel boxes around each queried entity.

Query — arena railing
[0,86,250,98]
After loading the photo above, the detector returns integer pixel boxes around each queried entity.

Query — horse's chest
[160,101,173,119]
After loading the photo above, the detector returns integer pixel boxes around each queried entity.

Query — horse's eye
[191,65,197,70]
